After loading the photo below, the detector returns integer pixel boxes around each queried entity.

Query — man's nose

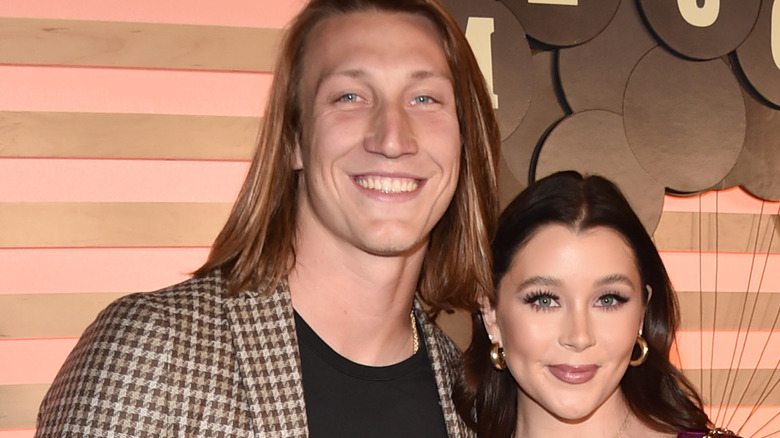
[363,101,418,157]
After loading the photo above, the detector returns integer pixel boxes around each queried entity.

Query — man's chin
[360,236,428,258]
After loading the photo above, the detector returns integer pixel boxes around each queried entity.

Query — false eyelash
[600,293,629,304]
[522,290,558,304]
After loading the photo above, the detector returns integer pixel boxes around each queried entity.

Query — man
[36,0,500,436]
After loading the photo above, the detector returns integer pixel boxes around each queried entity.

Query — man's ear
[292,140,303,170]
[480,296,502,346]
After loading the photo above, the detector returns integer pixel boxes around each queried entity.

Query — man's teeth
[356,176,419,193]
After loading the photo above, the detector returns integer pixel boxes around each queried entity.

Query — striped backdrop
[0,1,777,437]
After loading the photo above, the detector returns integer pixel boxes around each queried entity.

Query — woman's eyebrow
[594,274,635,288]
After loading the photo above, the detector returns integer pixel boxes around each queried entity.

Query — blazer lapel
[415,301,475,438]
[223,280,309,437]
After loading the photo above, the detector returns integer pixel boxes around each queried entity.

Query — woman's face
[483,224,648,421]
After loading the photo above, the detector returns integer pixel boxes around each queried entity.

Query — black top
[295,311,449,438]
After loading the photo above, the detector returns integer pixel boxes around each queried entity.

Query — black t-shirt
[295,311,449,438]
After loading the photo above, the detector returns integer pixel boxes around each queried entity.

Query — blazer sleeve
[36,292,173,437]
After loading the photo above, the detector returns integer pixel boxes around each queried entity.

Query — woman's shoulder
[677,428,742,438]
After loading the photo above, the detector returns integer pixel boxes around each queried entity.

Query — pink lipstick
[547,364,599,384]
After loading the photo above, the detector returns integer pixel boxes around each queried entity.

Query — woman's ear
[480,296,502,346]
[640,284,653,334]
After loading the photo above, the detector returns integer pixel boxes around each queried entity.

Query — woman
[454,171,739,438]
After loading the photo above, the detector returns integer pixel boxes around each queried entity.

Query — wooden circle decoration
[500,51,568,193]
[623,47,746,192]
[638,0,761,60]
[559,0,658,113]
[440,0,534,139]
[498,0,621,47]
[535,110,665,232]
[734,0,780,107]
[721,89,780,201]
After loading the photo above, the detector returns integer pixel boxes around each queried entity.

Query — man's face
[294,11,461,257]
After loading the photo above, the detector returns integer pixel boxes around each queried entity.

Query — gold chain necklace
[612,410,631,438]
[410,311,419,354]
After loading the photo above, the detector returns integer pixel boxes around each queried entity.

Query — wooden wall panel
[0,384,49,431]
[662,252,780,293]
[0,18,282,71]
[0,112,259,159]
[0,293,129,338]
[655,211,780,253]
[0,202,232,247]
[677,292,779,331]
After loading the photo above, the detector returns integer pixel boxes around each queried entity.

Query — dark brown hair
[195,0,500,314]
[454,170,710,437]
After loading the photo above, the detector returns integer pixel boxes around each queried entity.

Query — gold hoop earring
[490,343,506,370]
[630,335,649,366]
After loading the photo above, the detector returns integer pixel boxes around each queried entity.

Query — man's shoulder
[107,268,226,310]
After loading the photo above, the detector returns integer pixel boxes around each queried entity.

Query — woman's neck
[515,390,632,438]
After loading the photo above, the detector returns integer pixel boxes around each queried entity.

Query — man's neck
[287,233,427,367]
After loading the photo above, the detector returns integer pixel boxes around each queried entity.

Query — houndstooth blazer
[36,269,475,437]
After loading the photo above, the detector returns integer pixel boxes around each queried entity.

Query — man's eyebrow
[316,68,451,90]
[594,274,635,288]
[315,69,367,94]
[409,70,452,81]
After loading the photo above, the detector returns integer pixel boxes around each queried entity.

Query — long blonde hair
[195,0,501,314]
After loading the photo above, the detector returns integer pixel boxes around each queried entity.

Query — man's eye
[338,93,360,103]
[412,95,435,105]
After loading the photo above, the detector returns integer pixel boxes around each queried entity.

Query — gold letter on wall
[773,0,780,69]
[677,0,720,27]
[465,17,499,109]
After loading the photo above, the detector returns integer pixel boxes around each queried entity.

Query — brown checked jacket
[35,270,474,437]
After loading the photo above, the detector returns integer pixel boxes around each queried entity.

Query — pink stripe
[0,248,209,295]
[0,338,79,385]
[0,431,35,438]
[663,188,780,214]
[674,330,780,370]
[0,66,270,115]
[0,158,247,202]
[661,252,780,293]
[0,0,305,28]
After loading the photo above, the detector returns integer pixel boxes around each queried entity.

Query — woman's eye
[599,296,617,306]
[536,296,555,307]
[522,292,559,310]
[595,293,628,308]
